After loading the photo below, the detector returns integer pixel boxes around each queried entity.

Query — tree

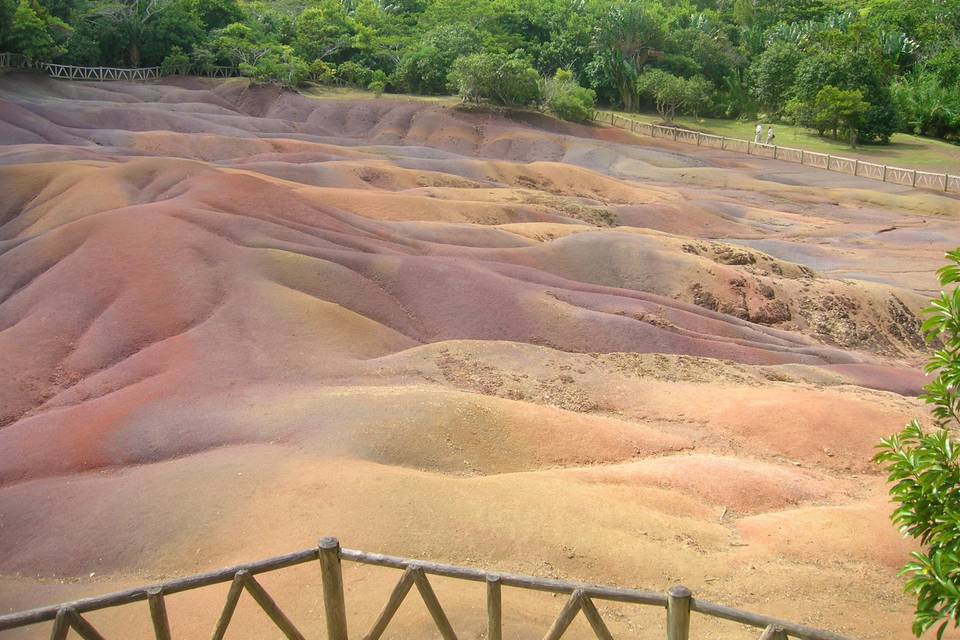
[812,85,870,146]
[0,0,17,49]
[9,0,60,61]
[592,1,666,111]
[545,68,596,122]
[195,0,243,31]
[449,52,542,107]
[89,0,174,67]
[209,22,273,67]
[748,42,802,116]
[394,24,480,95]
[636,69,713,122]
[139,0,203,66]
[792,50,897,143]
[875,248,960,639]
[294,1,357,63]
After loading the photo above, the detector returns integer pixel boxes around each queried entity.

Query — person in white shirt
[755,123,763,143]
[766,126,775,144]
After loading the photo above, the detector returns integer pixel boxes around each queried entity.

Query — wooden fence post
[487,576,501,640]
[696,133,702,146]
[882,165,887,182]
[319,538,349,640]
[826,155,832,170]
[666,586,691,640]
[853,159,859,176]
[759,624,787,640]
[800,149,804,164]
[747,141,751,155]
[146,588,171,640]
[721,136,726,150]
[946,174,951,192]
[773,145,777,159]
[912,169,918,186]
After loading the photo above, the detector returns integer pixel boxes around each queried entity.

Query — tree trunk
[620,84,633,112]
[130,42,141,68]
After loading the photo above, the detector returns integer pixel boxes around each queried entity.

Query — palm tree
[592,2,665,112]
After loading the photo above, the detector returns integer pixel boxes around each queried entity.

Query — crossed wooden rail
[0,53,238,81]
[0,537,852,640]
[594,110,960,195]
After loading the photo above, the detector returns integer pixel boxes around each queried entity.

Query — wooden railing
[0,52,238,81]
[594,111,959,195]
[0,537,851,640]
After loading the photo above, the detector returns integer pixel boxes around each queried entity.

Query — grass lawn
[606,110,960,172]
[300,83,459,105]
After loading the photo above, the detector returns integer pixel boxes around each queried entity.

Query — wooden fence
[0,537,851,640]
[0,53,237,81]
[594,111,959,195]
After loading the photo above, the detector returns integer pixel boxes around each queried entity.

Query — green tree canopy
[748,41,802,115]
[812,85,870,145]
[9,0,61,61]
[636,68,713,122]
[449,51,542,107]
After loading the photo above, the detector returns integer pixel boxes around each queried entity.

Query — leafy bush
[160,45,191,75]
[812,85,870,145]
[892,72,960,141]
[544,69,596,123]
[449,52,542,107]
[394,25,481,95]
[9,0,63,61]
[635,69,713,122]
[309,59,336,84]
[875,249,960,639]
[368,79,385,96]
[238,46,309,88]
[336,60,373,87]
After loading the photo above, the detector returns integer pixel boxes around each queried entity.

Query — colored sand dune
[1,74,959,639]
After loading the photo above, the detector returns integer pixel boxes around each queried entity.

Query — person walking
[766,125,776,145]
[754,123,763,143]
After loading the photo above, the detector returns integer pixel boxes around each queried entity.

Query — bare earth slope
[1,72,959,639]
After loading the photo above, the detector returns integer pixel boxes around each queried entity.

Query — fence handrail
[0,537,852,640]
[0,52,238,80]
[594,110,957,195]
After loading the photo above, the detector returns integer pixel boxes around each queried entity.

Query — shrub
[336,60,373,87]
[160,45,191,75]
[545,69,596,123]
[368,79,385,96]
[394,24,481,95]
[812,85,870,146]
[875,249,960,639]
[238,46,309,88]
[892,72,960,141]
[309,59,336,84]
[449,52,542,107]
